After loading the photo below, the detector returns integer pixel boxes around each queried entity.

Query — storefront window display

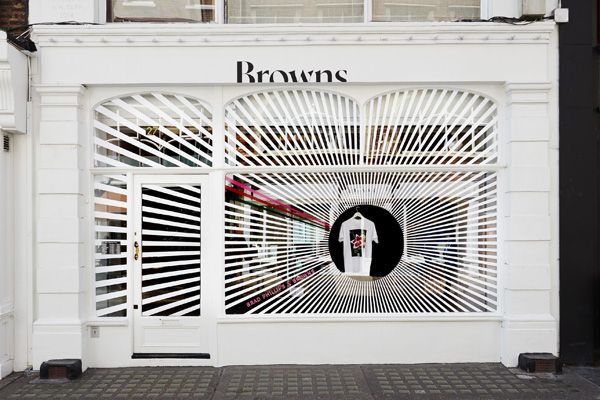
[92,88,498,317]
[329,205,403,279]
[223,88,498,314]
[224,170,497,314]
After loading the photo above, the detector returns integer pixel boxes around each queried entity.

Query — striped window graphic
[224,171,497,314]
[94,93,213,168]
[141,184,202,317]
[94,175,129,317]
[224,90,360,167]
[224,89,498,314]
[93,88,499,316]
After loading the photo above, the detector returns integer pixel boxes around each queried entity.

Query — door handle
[134,241,140,261]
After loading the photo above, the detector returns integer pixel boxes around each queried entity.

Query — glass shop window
[108,0,215,22]
[226,0,364,24]
[107,0,481,23]
[372,0,480,22]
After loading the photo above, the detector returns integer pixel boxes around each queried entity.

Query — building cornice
[31,21,556,48]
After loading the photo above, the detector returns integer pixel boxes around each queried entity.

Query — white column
[32,86,88,370]
[500,82,558,366]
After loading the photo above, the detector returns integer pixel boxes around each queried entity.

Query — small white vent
[3,135,9,152]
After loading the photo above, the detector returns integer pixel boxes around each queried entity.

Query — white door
[132,175,210,357]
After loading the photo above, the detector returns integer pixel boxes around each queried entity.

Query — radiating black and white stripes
[94,93,213,168]
[225,171,497,314]
[93,88,500,316]
[141,185,202,317]
[223,89,498,314]
[94,175,129,317]
[224,89,496,168]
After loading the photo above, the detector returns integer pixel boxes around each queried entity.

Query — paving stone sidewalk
[1,363,600,399]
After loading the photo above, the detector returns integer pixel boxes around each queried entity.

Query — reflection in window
[372,0,480,22]
[224,171,498,314]
[226,0,363,24]
[94,93,213,168]
[224,90,361,167]
[109,0,215,22]
[94,175,128,317]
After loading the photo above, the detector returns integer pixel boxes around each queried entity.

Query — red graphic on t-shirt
[351,234,363,249]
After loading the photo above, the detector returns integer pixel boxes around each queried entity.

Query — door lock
[134,241,140,261]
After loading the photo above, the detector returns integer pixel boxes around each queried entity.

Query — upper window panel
[109,0,215,22]
[226,0,364,23]
[94,92,214,168]
[372,0,480,22]
[108,0,481,23]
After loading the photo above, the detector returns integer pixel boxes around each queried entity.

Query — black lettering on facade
[258,70,271,83]
[237,61,255,83]
[236,62,348,83]
[335,70,348,83]
[315,70,333,83]
[300,70,314,82]
[270,70,289,83]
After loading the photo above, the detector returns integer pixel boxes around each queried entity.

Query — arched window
[94,92,213,168]
[224,88,499,314]
[364,89,498,166]
[224,89,360,167]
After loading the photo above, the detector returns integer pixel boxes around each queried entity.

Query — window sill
[217,313,503,324]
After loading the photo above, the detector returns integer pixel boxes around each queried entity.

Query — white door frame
[131,174,212,358]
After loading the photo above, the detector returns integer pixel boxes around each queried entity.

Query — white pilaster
[32,85,88,371]
[500,82,557,366]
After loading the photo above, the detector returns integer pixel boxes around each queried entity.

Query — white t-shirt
[338,215,379,276]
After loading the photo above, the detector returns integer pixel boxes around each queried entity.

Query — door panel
[133,175,209,355]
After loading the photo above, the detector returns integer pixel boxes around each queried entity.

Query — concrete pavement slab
[362,364,600,399]
[1,363,600,399]
[212,365,372,400]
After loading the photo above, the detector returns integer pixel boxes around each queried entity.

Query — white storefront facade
[2,0,560,374]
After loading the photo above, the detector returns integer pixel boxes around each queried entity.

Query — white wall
[0,132,15,379]
[0,34,29,380]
